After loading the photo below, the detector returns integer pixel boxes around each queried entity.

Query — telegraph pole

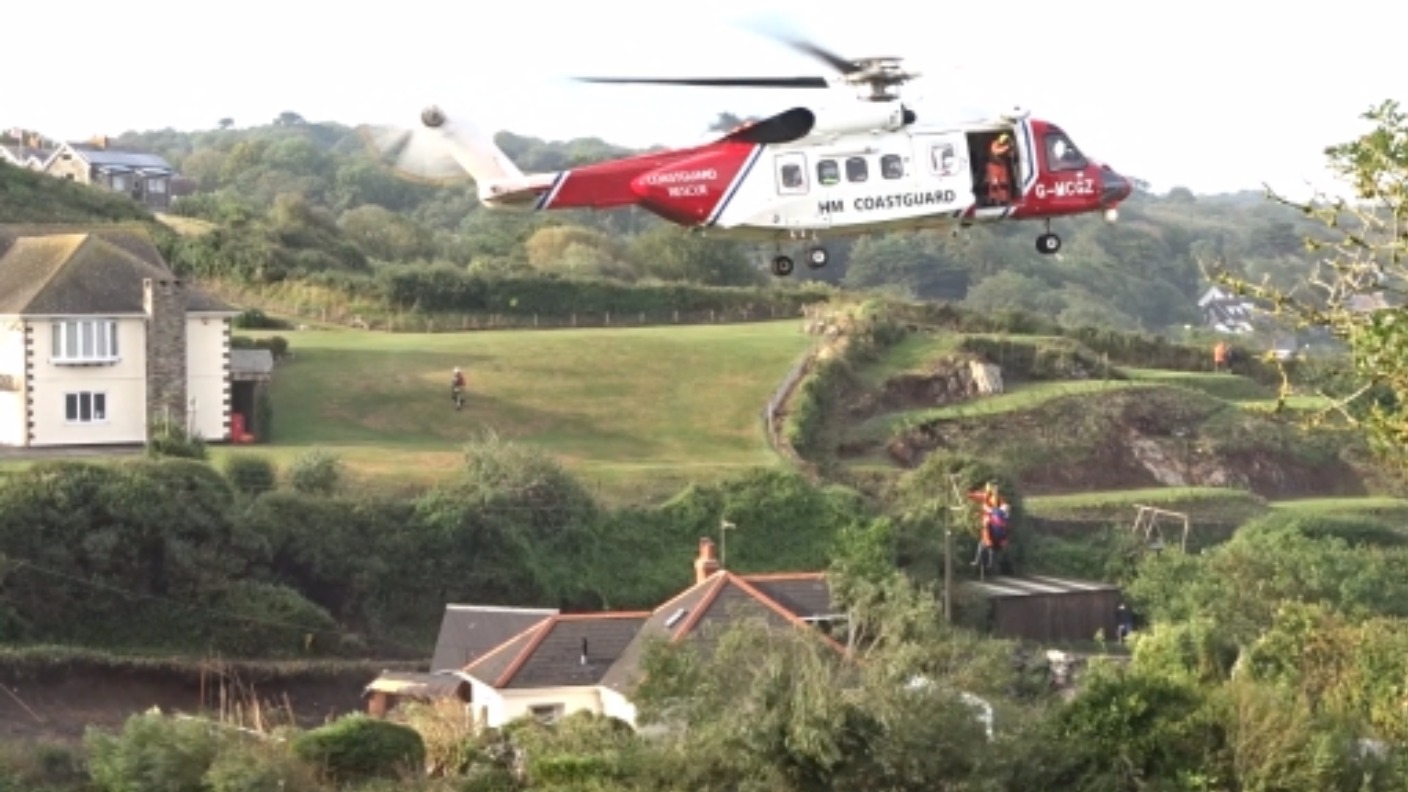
[944,474,968,624]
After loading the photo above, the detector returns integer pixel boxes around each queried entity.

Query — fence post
[534,314,539,327]
[673,310,679,323]
[710,310,716,323]
[606,312,611,326]
[639,312,645,325]
[572,313,577,327]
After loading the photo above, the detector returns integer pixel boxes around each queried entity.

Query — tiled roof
[0,227,233,315]
[465,612,649,689]
[0,145,52,165]
[61,144,172,172]
[458,569,843,694]
[430,604,558,672]
[598,571,845,695]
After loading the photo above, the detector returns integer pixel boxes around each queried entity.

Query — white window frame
[145,176,168,194]
[51,319,119,365]
[64,391,108,425]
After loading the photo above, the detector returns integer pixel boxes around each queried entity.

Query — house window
[111,174,129,192]
[146,177,167,194]
[64,391,107,424]
[51,319,119,364]
[528,704,565,722]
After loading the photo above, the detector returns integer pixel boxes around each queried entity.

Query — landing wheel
[806,246,829,269]
[1036,233,1062,255]
[771,255,795,277]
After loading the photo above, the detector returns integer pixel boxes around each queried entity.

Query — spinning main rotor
[575,32,920,102]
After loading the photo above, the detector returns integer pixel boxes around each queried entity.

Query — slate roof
[452,567,846,694]
[0,145,52,166]
[0,228,234,315]
[598,571,846,696]
[57,143,172,173]
[464,612,650,689]
[429,604,558,672]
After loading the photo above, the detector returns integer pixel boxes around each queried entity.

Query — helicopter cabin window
[881,154,903,179]
[817,159,840,186]
[775,152,809,195]
[1045,132,1087,172]
[845,157,868,183]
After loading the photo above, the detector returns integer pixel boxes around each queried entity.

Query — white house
[378,538,848,729]
[0,226,240,447]
[1196,285,1256,333]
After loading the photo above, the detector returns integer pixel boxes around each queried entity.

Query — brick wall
[143,277,187,432]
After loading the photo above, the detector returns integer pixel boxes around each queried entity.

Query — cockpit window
[1044,132,1086,172]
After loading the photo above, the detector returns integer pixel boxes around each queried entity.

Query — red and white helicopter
[361,35,1134,277]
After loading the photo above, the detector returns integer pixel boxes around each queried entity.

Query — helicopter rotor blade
[574,76,831,89]
[772,35,864,75]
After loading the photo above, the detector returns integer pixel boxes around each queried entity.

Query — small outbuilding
[960,575,1122,644]
[364,671,470,718]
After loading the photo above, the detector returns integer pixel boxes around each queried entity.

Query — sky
[6,0,1404,199]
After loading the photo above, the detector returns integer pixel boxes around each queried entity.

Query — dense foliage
[0,438,874,657]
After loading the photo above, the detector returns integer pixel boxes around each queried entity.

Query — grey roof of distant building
[61,143,172,172]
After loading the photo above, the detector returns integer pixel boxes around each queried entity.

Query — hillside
[0,162,155,223]
[780,307,1407,559]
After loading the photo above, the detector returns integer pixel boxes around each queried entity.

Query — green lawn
[1025,486,1269,524]
[236,320,813,503]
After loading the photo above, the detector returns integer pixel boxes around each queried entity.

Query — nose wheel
[771,255,795,276]
[1036,232,1062,255]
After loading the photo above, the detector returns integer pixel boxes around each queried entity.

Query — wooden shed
[364,671,470,718]
[961,575,1122,644]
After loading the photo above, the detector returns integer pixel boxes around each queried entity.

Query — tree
[217,117,234,130]
[1205,100,1408,465]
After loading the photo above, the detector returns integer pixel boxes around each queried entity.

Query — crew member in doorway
[984,134,1015,206]
[451,366,466,410]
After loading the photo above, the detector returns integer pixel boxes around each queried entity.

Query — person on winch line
[451,367,466,410]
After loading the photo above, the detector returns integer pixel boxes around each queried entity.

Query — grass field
[233,320,813,503]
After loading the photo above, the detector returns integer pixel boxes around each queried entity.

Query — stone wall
[144,277,188,432]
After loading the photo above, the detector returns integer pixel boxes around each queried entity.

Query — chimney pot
[694,537,721,584]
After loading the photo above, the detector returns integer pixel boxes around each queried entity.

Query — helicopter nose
[1100,167,1132,205]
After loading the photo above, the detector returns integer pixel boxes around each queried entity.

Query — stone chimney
[694,537,721,584]
[89,134,108,149]
[144,277,188,432]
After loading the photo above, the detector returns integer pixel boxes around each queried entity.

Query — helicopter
[360,34,1134,277]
